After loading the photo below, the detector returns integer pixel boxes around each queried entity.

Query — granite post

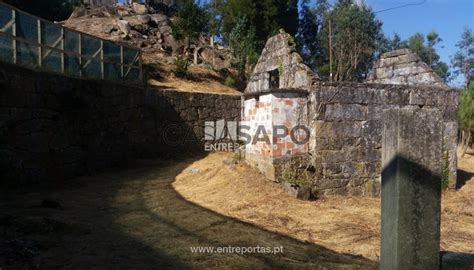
[381,107,443,270]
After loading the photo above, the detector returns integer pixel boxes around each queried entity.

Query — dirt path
[173,152,474,262]
[0,158,375,269]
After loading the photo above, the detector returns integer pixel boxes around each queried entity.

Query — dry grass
[173,151,474,261]
[144,53,242,96]
[2,151,471,268]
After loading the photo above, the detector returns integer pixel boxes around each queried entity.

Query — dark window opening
[269,69,279,89]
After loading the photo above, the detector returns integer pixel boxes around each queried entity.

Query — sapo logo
[204,120,310,152]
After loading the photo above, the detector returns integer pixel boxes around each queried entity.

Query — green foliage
[175,55,188,78]
[278,62,283,77]
[172,0,209,44]
[441,151,450,191]
[224,75,236,87]
[318,0,383,81]
[459,82,474,134]
[408,32,451,81]
[228,16,258,78]
[4,0,79,21]
[296,0,329,70]
[204,0,224,39]
[452,27,474,84]
[285,32,297,50]
[220,0,299,52]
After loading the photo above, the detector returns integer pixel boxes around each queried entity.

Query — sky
[123,0,473,85]
[362,0,474,85]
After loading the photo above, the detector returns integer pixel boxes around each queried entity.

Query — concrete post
[381,107,443,270]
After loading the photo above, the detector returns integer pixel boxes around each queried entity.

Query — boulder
[117,20,130,36]
[150,14,168,26]
[132,3,148,15]
[200,48,230,70]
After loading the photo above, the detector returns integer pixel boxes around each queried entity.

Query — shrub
[225,76,236,87]
[175,56,188,78]
[441,151,450,191]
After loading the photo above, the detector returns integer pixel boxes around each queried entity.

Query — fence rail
[0,1,143,84]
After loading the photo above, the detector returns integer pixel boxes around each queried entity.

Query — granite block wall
[0,62,240,186]
[306,82,458,196]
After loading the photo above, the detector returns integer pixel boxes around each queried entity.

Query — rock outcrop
[367,49,448,88]
[64,3,231,71]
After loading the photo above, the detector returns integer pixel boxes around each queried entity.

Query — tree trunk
[210,36,214,48]
[461,120,472,158]
[193,46,201,65]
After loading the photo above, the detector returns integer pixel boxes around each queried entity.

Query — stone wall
[305,82,458,196]
[245,32,317,93]
[367,49,447,88]
[0,62,240,186]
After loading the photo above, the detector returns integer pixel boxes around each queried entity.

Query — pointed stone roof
[245,32,318,93]
[367,49,448,88]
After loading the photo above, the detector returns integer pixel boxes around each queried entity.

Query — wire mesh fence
[0,2,143,84]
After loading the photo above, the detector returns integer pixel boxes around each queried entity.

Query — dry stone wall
[0,62,240,187]
[246,33,317,93]
[306,82,458,196]
[367,49,447,88]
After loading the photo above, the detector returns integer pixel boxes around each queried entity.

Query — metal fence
[0,2,143,84]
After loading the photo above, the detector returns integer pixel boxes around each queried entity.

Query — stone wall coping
[314,81,456,93]
[243,88,310,98]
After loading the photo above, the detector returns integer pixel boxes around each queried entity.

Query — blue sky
[124,0,473,84]
[364,0,473,85]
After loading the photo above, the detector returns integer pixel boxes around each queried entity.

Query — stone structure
[367,49,447,88]
[308,82,458,196]
[381,107,443,269]
[246,32,318,93]
[243,33,317,182]
[0,62,240,186]
[243,34,459,197]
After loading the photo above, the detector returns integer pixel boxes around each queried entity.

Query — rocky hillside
[62,2,241,94]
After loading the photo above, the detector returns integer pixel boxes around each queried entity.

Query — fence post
[381,107,443,270]
[11,9,16,64]
[78,33,82,77]
[100,39,104,79]
[120,45,124,79]
[60,28,65,73]
[37,20,42,68]
[139,51,143,84]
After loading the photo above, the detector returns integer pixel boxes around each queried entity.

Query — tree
[171,0,208,77]
[172,0,208,46]
[204,0,224,47]
[220,0,298,52]
[459,82,474,157]
[4,0,79,21]
[228,16,258,79]
[297,0,329,70]
[452,27,474,84]
[407,32,451,82]
[386,33,408,51]
[318,0,383,81]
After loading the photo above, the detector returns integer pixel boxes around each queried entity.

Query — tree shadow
[0,156,378,269]
[456,168,473,189]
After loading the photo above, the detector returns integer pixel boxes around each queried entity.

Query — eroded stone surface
[367,49,448,88]
[245,33,318,93]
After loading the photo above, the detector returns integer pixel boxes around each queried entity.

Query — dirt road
[0,157,375,269]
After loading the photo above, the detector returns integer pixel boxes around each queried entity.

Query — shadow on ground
[457,168,474,189]
[0,156,377,269]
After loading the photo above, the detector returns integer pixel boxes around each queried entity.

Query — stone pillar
[381,107,443,270]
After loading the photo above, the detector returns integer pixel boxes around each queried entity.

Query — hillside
[62,3,242,95]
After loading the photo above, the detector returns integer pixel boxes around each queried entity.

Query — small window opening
[269,69,279,89]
